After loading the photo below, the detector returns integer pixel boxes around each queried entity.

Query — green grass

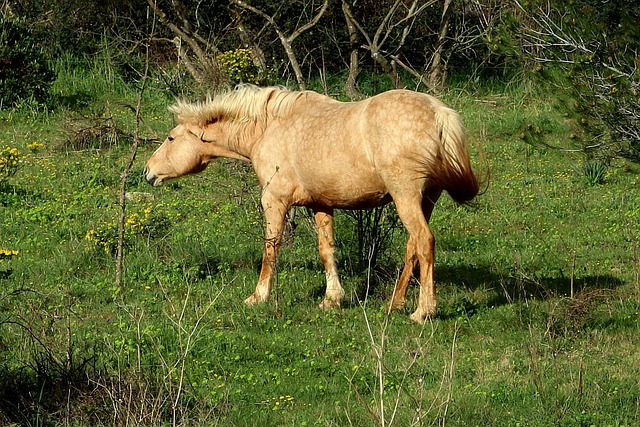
[0,61,639,426]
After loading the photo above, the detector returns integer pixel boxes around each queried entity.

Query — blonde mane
[169,85,300,127]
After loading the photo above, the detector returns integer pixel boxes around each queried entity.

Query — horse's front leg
[244,194,289,305]
[314,208,345,309]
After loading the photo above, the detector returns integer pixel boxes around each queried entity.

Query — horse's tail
[431,105,482,205]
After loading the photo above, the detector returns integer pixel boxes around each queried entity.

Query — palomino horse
[144,85,479,323]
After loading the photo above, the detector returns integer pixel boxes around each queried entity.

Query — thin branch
[147,0,222,85]
[289,0,329,42]
[379,0,437,50]
[390,53,423,81]
[231,0,279,33]
[341,0,372,47]
[373,0,402,48]
[115,8,153,291]
[232,0,328,90]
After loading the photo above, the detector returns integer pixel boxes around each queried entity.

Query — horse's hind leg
[392,195,438,324]
[388,235,417,312]
[314,208,345,308]
[388,188,441,313]
[245,193,289,305]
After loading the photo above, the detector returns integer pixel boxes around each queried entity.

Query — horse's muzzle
[143,167,160,186]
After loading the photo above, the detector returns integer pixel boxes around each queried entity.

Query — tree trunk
[232,6,269,85]
[425,0,454,92]
[342,0,363,99]
[232,0,328,91]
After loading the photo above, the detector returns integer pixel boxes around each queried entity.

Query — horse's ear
[199,122,223,143]
[206,114,221,125]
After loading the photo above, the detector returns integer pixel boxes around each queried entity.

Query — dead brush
[546,288,615,338]
[62,113,130,151]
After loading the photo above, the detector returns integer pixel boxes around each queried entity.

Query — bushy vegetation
[494,0,640,162]
[0,17,55,106]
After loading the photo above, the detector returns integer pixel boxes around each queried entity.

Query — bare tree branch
[147,0,225,86]
[232,0,329,90]
[116,8,154,291]
[342,0,436,89]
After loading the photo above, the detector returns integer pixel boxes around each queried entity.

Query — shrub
[217,48,269,85]
[583,160,607,186]
[514,0,640,163]
[84,204,171,255]
[0,17,55,107]
[343,205,402,290]
[0,146,21,189]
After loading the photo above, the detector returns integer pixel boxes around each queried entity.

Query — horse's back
[253,89,467,209]
[357,90,449,169]
[254,92,387,208]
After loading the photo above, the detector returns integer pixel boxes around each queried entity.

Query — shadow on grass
[53,90,95,110]
[170,247,628,327]
[317,262,626,321]
[445,265,639,339]
[438,263,624,302]
[0,329,102,427]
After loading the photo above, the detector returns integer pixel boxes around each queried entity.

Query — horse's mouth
[143,168,163,187]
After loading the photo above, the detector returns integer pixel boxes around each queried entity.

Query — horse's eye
[167,136,175,142]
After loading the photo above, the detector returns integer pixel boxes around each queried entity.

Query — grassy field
[1,60,639,426]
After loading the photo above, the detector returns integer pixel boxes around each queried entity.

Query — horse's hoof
[409,308,436,324]
[244,294,260,306]
[409,312,426,324]
[319,298,341,309]
[385,300,406,314]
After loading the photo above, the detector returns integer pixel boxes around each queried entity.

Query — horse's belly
[295,177,391,209]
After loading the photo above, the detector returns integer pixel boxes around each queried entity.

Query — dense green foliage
[0,17,55,106]
[495,0,640,162]
[561,0,640,161]
[1,51,639,426]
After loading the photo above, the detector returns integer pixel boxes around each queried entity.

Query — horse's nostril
[143,168,156,186]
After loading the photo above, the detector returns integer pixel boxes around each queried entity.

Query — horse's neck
[200,120,255,162]
[213,145,251,162]
[220,120,260,162]
[229,89,298,159]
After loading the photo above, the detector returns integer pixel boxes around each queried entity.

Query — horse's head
[145,90,274,186]
[144,122,211,186]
